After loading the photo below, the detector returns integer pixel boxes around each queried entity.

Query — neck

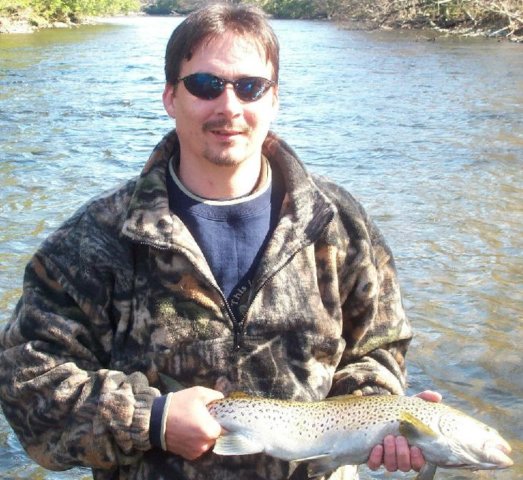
[178,155,267,200]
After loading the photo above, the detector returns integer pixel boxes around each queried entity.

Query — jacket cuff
[149,395,168,449]
[130,387,162,451]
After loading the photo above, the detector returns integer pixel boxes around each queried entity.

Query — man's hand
[367,390,442,472]
[164,386,224,460]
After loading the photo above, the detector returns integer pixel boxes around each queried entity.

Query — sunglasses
[177,73,275,102]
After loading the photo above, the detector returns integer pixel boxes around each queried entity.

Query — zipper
[132,210,336,353]
[236,210,335,344]
[138,238,275,353]
[232,210,336,352]
[233,274,278,351]
[219,293,243,351]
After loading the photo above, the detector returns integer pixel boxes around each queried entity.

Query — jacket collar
[122,130,336,268]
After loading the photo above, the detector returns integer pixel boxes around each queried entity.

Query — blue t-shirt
[166,158,284,321]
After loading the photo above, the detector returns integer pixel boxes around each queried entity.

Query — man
[0,4,438,480]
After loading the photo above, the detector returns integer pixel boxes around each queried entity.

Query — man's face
[163,32,278,170]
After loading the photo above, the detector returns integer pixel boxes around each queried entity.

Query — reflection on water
[0,16,522,479]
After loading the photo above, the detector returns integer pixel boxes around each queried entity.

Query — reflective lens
[178,73,275,102]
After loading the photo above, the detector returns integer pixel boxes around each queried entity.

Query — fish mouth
[483,438,513,469]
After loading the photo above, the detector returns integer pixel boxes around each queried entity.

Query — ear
[270,84,279,121]
[162,83,177,119]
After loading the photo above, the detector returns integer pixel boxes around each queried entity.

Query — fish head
[438,410,513,470]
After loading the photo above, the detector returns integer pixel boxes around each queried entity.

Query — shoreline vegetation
[0,0,521,42]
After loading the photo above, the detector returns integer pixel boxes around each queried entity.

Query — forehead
[182,32,274,77]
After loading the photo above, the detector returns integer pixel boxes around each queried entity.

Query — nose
[215,84,243,117]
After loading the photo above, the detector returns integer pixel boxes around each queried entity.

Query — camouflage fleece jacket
[0,130,412,480]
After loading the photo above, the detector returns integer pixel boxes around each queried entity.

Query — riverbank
[338,17,522,43]
[1,5,521,42]
[331,0,522,43]
[0,0,139,34]
[0,13,76,33]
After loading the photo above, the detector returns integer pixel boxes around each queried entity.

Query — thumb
[198,387,225,405]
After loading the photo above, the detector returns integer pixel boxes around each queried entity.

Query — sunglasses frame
[177,73,276,102]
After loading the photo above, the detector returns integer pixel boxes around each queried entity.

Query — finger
[415,390,442,403]
[395,436,411,472]
[183,449,201,461]
[410,446,426,472]
[202,415,223,440]
[198,386,225,404]
[170,434,216,460]
[194,407,222,440]
[367,444,384,471]
[198,442,215,456]
[383,435,398,472]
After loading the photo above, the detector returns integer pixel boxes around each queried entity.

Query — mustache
[203,119,250,133]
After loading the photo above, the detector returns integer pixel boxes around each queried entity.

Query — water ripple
[0,16,522,479]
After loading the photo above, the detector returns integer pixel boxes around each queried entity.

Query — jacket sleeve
[0,204,160,471]
[328,190,413,397]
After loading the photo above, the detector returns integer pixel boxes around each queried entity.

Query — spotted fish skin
[208,394,513,479]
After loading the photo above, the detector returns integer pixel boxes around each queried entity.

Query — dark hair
[164,3,279,85]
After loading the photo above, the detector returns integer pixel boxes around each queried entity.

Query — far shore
[1,11,521,43]
[0,11,149,34]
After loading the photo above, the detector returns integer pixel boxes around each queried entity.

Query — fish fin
[287,460,299,478]
[287,454,330,478]
[414,462,437,480]
[158,373,185,393]
[399,411,438,440]
[213,432,264,456]
[287,460,303,478]
[227,391,252,399]
[323,394,359,402]
[306,456,341,478]
[291,453,330,463]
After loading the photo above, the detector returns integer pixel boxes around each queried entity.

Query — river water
[0,15,521,480]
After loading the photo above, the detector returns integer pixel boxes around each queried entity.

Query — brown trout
[207,393,513,479]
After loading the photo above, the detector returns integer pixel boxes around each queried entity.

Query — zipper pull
[233,322,244,351]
